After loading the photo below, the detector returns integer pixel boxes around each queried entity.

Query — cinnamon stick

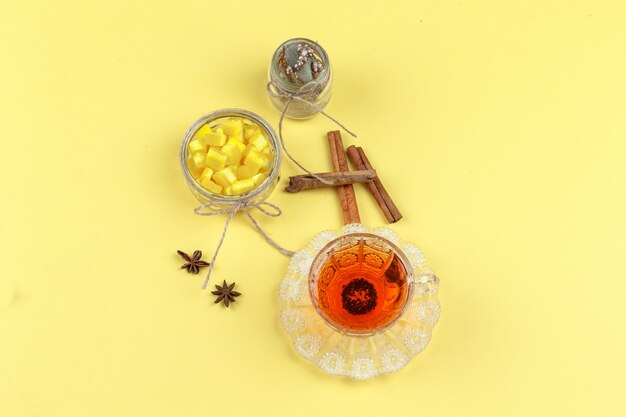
[327,131,360,224]
[346,145,403,223]
[285,170,377,193]
[346,146,394,223]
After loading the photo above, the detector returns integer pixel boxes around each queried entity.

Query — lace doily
[279,224,440,379]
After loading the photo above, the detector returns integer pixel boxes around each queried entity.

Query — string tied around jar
[266,80,357,185]
[195,200,295,289]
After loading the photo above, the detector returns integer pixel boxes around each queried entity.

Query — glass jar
[267,38,333,119]
[179,108,282,205]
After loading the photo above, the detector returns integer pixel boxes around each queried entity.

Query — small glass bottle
[180,108,282,206]
[268,38,333,119]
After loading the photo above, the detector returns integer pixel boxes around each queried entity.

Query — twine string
[244,205,294,257]
[267,80,357,185]
[195,200,295,289]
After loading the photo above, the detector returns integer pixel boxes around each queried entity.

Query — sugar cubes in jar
[180,109,282,204]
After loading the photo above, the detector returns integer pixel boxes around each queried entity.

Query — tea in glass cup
[309,233,414,336]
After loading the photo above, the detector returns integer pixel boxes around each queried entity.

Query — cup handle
[414,272,438,286]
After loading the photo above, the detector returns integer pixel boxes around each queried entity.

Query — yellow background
[1,1,625,416]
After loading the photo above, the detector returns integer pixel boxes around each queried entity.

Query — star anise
[177,250,210,274]
[211,280,241,307]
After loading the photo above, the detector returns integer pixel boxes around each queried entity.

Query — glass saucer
[279,224,440,379]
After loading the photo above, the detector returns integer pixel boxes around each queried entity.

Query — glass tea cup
[308,233,416,336]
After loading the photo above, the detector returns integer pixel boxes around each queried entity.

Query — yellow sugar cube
[242,144,256,159]
[248,131,269,151]
[203,132,227,146]
[244,127,258,139]
[186,153,201,176]
[231,178,255,195]
[192,152,207,169]
[198,167,214,183]
[259,154,273,172]
[221,143,243,165]
[212,167,237,188]
[205,148,227,171]
[200,178,222,195]
[188,165,203,179]
[223,186,234,196]
[252,172,267,186]
[221,119,243,136]
[236,165,254,180]
[193,124,213,140]
[226,137,246,153]
[244,149,264,173]
[188,138,205,154]
[229,131,244,143]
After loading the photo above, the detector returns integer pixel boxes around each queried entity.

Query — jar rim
[270,37,331,91]
[307,232,415,337]
[179,108,282,203]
